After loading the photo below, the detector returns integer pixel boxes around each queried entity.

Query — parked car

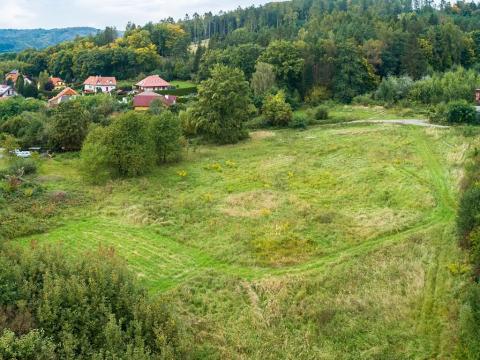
[11,149,32,158]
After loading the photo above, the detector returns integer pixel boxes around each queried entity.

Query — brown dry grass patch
[221,190,280,218]
[250,130,275,140]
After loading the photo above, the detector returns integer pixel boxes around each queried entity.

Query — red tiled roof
[83,76,117,86]
[48,87,79,105]
[49,77,64,86]
[161,94,177,106]
[5,70,20,83]
[136,75,171,88]
[133,92,177,107]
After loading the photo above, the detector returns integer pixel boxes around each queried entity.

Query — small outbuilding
[0,84,16,98]
[133,92,177,110]
[476,88,480,105]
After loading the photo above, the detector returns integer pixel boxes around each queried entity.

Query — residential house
[0,85,16,98]
[476,89,480,105]
[135,75,171,92]
[5,70,32,85]
[49,77,66,90]
[83,76,117,93]
[48,87,79,107]
[133,92,177,110]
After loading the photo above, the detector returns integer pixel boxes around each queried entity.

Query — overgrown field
[5,119,475,358]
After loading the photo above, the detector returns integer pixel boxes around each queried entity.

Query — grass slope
[12,119,472,358]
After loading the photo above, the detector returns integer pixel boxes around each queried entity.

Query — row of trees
[2,0,480,103]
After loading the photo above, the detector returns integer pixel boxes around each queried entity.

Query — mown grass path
[22,124,457,296]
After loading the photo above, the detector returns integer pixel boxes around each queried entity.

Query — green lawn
[170,80,197,88]
[10,116,474,358]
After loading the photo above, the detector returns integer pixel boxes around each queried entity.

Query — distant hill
[0,27,99,53]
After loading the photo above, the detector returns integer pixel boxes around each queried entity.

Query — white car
[11,149,32,158]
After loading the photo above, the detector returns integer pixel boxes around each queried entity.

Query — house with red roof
[48,87,79,107]
[49,77,66,90]
[5,70,32,85]
[83,76,117,93]
[135,75,171,92]
[133,92,177,110]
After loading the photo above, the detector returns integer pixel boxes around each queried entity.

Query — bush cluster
[0,244,184,359]
[457,150,480,358]
[81,111,182,183]
[429,101,478,124]
[262,91,293,127]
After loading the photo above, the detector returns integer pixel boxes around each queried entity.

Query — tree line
[2,0,480,104]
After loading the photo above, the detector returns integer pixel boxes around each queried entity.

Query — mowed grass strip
[21,123,456,291]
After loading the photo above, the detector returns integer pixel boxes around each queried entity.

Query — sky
[0,0,272,29]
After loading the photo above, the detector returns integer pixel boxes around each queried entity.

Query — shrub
[0,244,184,358]
[81,112,156,182]
[48,100,90,151]
[428,102,449,124]
[1,112,48,148]
[150,111,183,163]
[289,113,308,129]
[457,185,480,247]
[0,97,45,123]
[375,76,414,104]
[158,87,198,96]
[458,282,480,359]
[446,101,477,124]
[5,158,38,176]
[314,105,329,120]
[305,86,331,105]
[352,93,379,106]
[409,67,480,105]
[1,134,19,156]
[262,91,293,127]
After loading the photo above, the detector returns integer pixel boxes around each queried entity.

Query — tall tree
[191,64,253,144]
[259,40,304,90]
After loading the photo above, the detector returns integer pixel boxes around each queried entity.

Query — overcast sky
[0,0,272,29]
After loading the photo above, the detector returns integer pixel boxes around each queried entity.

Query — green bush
[190,65,253,144]
[262,91,293,127]
[458,283,480,358]
[352,93,380,106]
[5,158,38,176]
[429,101,478,125]
[375,76,414,104]
[457,185,480,247]
[314,105,329,120]
[48,101,90,151]
[428,102,449,124]
[289,113,308,129]
[0,244,184,359]
[305,86,331,105]
[81,112,156,182]
[446,101,477,124]
[150,111,183,163]
[409,67,480,105]
[157,86,197,96]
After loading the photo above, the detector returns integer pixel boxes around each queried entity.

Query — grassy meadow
[3,109,475,358]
